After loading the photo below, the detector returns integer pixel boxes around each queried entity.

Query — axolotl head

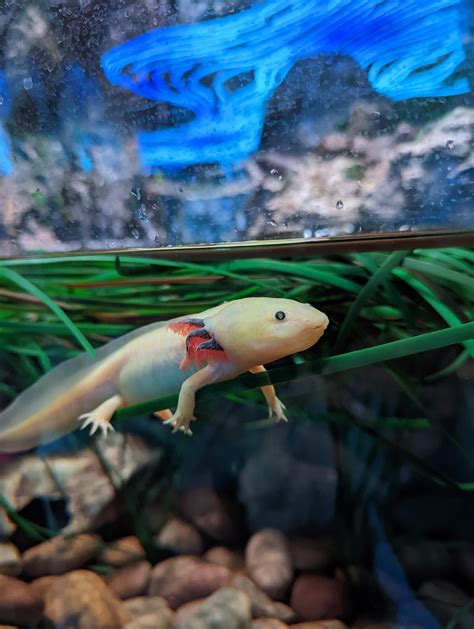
[207,297,329,367]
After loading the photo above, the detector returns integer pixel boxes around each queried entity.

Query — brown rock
[179,487,243,543]
[173,599,207,626]
[44,569,129,628]
[108,561,152,599]
[0,433,157,537]
[245,529,293,599]
[0,624,18,629]
[0,544,21,578]
[292,622,348,629]
[99,536,146,567]
[175,587,251,629]
[149,555,232,609]
[124,597,174,629]
[252,620,288,629]
[126,613,173,629]
[155,517,204,555]
[0,574,43,626]
[231,574,296,623]
[204,546,245,572]
[30,575,59,601]
[124,596,173,620]
[22,533,100,577]
[289,536,334,572]
[291,576,346,622]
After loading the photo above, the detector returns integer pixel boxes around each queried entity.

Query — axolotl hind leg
[78,393,125,436]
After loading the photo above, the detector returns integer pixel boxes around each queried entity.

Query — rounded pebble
[246,529,293,599]
[22,534,100,577]
[0,544,21,578]
[175,587,251,629]
[108,560,152,599]
[149,555,232,610]
[291,575,346,622]
[98,536,146,567]
[0,574,43,626]
[155,517,204,555]
[204,546,245,572]
[44,569,129,628]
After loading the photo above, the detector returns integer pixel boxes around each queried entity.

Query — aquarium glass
[0,0,473,255]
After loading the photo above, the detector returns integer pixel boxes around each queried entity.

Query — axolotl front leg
[249,365,288,422]
[162,363,235,435]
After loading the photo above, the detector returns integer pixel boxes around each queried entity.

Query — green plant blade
[335,250,408,351]
[0,266,95,356]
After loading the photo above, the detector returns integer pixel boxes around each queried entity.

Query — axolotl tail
[0,319,172,453]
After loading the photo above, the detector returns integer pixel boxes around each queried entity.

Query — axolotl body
[0,297,329,452]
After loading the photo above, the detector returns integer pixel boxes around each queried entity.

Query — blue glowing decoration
[0,72,13,176]
[369,506,439,628]
[101,0,469,171]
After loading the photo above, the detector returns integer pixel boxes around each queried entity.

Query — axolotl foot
[162,413,196,436]
[268,397,288,423]
[77,393,124,438]
[78,412,116,437]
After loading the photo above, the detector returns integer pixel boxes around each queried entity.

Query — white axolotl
[0,297,329,452]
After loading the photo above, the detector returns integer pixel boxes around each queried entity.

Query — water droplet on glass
[315,228,330,238]
[399,224,410,232]
[356,180,362,188]
[446,140,454,150]
[303,229,312,239]
[278,175,284,181]
[131,228,140,239]
[154,233,161,244]
[270,168,278,176]
[176,185,184,193]
[336,200,344,210]
[130,187,141,200]
[23,77,33,91]
[267,219,278,227]
[138,205,149,222]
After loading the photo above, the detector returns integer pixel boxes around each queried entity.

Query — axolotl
[0,297,329,452]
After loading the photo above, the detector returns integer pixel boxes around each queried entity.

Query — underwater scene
[0,0,474,629]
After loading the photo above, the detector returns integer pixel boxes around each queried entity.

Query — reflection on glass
[0,0,472,254]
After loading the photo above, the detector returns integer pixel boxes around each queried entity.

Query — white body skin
[0,298,329,452]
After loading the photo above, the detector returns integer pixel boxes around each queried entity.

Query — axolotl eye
[275,310,286,321]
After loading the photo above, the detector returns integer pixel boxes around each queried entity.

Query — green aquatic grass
[0,266,95,356]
